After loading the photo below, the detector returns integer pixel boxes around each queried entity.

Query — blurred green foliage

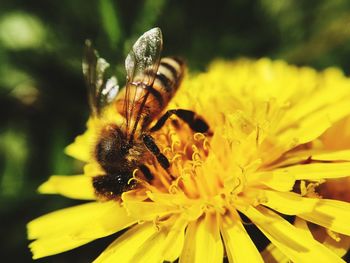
[1,0,350,262]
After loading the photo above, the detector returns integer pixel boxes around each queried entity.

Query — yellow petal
[297,218,350,258]
[261,190,350,235]
[180,213,223,263]
[322,115,350,150]
[123,200,180,221]
[179,220,198,263]
[293,217,314,239]
[147,192,203,220]
[261,243,289,263]
[220,210,264,263]
[38,175,95,200]
[312,150,350,161]
[29,232,95,259]
[28,201,135,259]
[83,162,104,177]
[248,170,296,192]
[262,162,350,180]
[279,99,350,148]
[261,190,318,214]
[278,112,331,149]
[129,228,167,263]
[64,118,96,162]
[121,189,149,202]
[279,67,347,129]
[162,216,187,262]
[65,134,92,162]
[276,149,350,169]
[94,223,165,263]
[242,206,344,263]
[299,199,350,236]
[147,191,193,206]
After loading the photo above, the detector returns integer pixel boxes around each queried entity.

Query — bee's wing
[123,28,163,139]
[83,40,119,116]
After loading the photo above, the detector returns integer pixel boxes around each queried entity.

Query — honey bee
[83,28,209,199]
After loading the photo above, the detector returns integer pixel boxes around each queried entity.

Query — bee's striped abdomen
[115,57,185,122]
[151,57,185,109]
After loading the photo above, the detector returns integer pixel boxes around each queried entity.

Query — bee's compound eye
[96,124,124,169]
[93,173,135,199]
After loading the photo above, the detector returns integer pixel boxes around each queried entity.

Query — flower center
[148,124,241,207]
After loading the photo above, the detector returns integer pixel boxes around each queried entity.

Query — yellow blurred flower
[28,59,350,262]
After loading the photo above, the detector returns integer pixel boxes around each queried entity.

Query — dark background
[1,0,350,262]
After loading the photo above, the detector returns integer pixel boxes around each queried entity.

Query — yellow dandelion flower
[28,58,350,262]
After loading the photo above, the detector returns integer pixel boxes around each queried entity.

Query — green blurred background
[1,0,350,262]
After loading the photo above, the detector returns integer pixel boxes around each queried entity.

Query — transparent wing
[123,28,163,138]
[83,40,119,116]
[125,27,163,86]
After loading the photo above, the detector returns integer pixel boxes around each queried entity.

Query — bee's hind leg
[142,134,170,170]
[142,134,176,180]
[150,109,209,133]
[139,164,154,181]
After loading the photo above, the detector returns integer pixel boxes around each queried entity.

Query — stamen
[193,132,205,141]
[168,184,180,194]
[203,138,210,152]
[170,153,182,163]
[231,177,242,195]
[162,146,172,155]
[326,229,341,242]
[129,169,142,185]
[153,216,161,231]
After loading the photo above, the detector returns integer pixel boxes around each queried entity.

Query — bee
[83,28,209,199]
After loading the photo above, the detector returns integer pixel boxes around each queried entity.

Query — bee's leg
[150,109,209,133]
[139,164,154,181]
[142,134,170,170]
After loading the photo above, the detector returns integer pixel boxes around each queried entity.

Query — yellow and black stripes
[151,57,185,108]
